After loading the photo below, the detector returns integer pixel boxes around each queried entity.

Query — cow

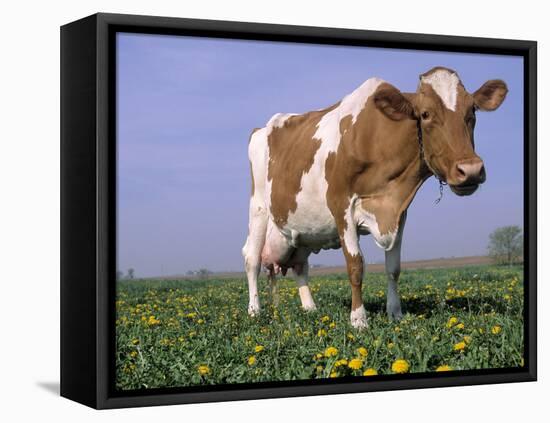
[242,66,507,329]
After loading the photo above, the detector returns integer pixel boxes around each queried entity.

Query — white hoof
[302,302,317,312]
[248,304,260,317]
[350,305,368,329]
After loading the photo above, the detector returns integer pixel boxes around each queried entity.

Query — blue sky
[117,33,524,277]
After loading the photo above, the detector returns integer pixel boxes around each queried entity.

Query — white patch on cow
[343,194,360,256]
[350,304,368,329]
[266,112,297,129]
[354,203,398,251]
[281,78,385,250]
[314,77,385,143]
[421,69,459,111]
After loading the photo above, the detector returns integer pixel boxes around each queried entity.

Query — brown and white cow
[242,67,507,328]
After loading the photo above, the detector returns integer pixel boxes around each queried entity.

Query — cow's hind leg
[267,265,279,307]
[242,200,268,316]
[292,249,316,311]
[385,211,407,320]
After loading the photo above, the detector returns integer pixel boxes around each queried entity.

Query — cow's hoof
[248,305,260,317]
[302,302,317,312]
[386,304,403,321]
[350,305,368,330]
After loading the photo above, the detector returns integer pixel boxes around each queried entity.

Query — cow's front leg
[385,211,407,320]
[339,217,367,329]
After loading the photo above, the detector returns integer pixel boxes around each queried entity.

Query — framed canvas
[60,12,537,409]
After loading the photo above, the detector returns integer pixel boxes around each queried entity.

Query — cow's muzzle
[448,158,486,196]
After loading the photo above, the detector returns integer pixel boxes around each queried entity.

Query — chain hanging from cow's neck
[416,119,446,204]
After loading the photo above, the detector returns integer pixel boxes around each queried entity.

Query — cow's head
[374,67,508,196]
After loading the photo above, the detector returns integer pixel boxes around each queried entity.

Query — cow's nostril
[454,160,484,185]
[456,164,467,181]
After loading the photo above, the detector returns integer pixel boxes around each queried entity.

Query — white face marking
[355,203,398,251]
[350,304,368,329]
[421,70,460,111]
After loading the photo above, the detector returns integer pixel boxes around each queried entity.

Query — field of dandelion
[115,265,524,390]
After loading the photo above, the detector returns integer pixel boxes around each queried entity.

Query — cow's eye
[421,111,430,120]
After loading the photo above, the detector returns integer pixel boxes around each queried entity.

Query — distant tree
[487,226,523,266]
[197,268,212,279]
[127,268,135,280]
[116,270,123,281]
[186,270,195,276]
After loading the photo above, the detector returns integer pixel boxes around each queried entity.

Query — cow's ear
[374,85,415,121]
[473,79,508,111]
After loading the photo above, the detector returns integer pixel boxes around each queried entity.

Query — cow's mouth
[450,183,479,196]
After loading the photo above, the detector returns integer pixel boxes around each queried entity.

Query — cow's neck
[348,112,433,234]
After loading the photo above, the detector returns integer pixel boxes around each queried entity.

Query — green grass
[115,265,524,390]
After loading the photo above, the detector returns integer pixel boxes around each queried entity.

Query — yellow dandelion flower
[321,315,330,323]
[446,317,458,328]
[491,325,502,335]
[387,342,395,349]
[357,347,368,357]
[317,329,327,337]
[391,359,410,374]
[504,294,512,301]
[478,328,485,334]
[329,322,336,329]
[330,371,338,378]
[131,338,139,345]
[348,358,363,370]
[198,365,210,375]
[334,359,348,368]
[129,350,137,358]
[316,365,324,372]
[248,355,256,366]
[315,353,324,360]
[147,315,160,326]
[254,345,264,353]
[363,368,378,376]
[455,323,465,330]
[436,365,453,372]
[454,341,467,351]
[347,333,355,341]
[463,335,472,344]
[324,346,338,358]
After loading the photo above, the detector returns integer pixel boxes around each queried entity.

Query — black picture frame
[60,12,537,409]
